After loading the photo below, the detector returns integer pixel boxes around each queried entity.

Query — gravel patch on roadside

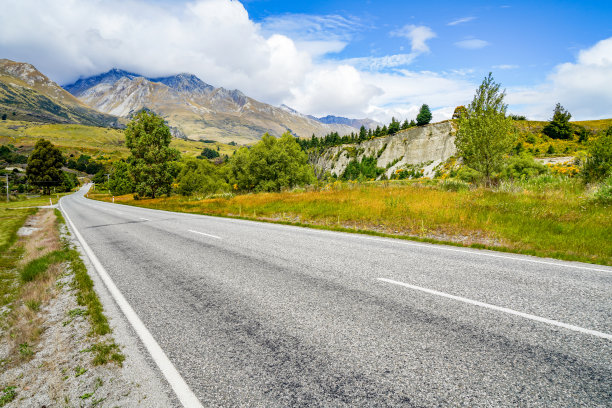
[0,220,178,407]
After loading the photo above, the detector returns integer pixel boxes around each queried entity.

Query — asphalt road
[60,185,612,407]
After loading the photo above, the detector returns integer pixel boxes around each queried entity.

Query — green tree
[388,117,400,134]
[177,158,228,195]
[455,73,516,184]
[583,126,612,182]
[227,132,315,192]
[26,139,65,195]
[542,103,573,140]
[416,104,432,126]
[199,147,220,159]
[452,105,467,119]
[125,110,180,198]
[401,119,409,130]
[108,160,134,195]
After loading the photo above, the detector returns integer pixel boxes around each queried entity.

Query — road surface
[60,186,612,406]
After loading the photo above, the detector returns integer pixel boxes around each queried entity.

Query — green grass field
[91,179,612,266]
[0,120,239,160]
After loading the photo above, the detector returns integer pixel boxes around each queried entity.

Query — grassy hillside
[0,120,239,160]
[510,119,610,157]
[0,72,118,127]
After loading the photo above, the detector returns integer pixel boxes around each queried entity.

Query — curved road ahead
[60,186,612,406]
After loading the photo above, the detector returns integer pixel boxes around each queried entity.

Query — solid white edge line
[187,229,222,240]
[378,277,612,340]
[84,191,612,275]
[59,198,204,408]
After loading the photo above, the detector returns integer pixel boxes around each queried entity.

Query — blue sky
[1,0,611,121]
[245,0,612,86]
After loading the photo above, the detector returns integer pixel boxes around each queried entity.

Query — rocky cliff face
[311,121,457,179]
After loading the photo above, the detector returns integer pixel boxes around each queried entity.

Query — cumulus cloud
[285,65,383,117]
[391,25,436,53]
[454,39,489,49]
[508,37,612,120]
[0,0,313,104]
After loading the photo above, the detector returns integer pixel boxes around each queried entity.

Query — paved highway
[60,185,612,406]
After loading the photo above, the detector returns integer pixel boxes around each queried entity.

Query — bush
[342,156,384,180]
[227,132,315,192]
[456,166,482,183]
[593,175,612,204]
[439,179,470,192]
[176,158,228,195]
[199,147,220,159]
[501,154,548,180]
[583,127,612,183]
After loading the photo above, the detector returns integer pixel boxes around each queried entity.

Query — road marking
[59,199,204,408]
[139,217,150,221]
[82,187,610,274]
[188,229,222,240]
[378,277,612,340]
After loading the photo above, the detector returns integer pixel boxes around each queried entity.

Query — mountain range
[64,68,379,142]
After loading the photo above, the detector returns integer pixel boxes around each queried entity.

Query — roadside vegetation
[0,196,124,406]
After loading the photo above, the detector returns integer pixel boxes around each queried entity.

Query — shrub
[176,158,228,196]
[501,154,548,180]
[583,127,612,183]
[456,166,482,183]
[593,175,612,204]
[342,156,384,180]
[439,179,470,192]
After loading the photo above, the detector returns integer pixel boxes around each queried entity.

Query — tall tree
[26,139,65,195]
[542,103,573,140]
[388,117,400,134]
[416,104,432,126]
[455,73,516,185]
[452,105,467,119]
[125,110,180,198]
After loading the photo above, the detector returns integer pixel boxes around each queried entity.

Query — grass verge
[1,205,121,370]
[91,178,611,266]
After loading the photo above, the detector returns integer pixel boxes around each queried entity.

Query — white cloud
[454,39,489,49]
[447,17,476,26]
[346,25,436,73]
[391,25,436,53]
[492,64,519,70]
[0,0,313,104]
[285,65,383,117]
[344,53,419,71]
[507,37,612,120]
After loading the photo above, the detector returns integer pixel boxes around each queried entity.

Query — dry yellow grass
[92,179,612,265]
[5,209,64,362]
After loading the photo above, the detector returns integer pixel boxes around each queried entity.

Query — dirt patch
[0,210,175,407]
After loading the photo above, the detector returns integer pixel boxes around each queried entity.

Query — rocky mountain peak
[148,73,214,94]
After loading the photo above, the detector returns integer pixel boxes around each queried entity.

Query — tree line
[297,104,433,150]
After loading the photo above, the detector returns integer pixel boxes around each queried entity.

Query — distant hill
[0,59,120,127]
[63,69,370,142]
[313,115,380,130]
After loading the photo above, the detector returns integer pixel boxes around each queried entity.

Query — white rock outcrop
[310,121,457,178]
